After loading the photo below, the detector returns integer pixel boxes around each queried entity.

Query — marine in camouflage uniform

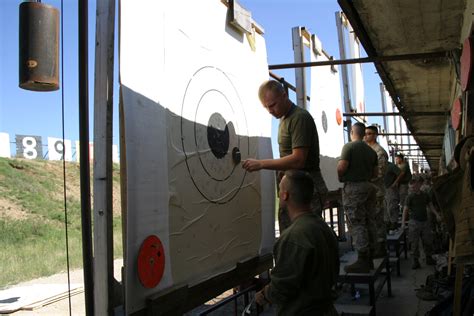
[384,162,401,229]
[402,177,440,269]
[395,153,412,210]
[242,80,328,233]
[365,125,389,258]
[338,122,378,273]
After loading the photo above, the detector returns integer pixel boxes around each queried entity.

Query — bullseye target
[137,235,165,289]
[180,66,249,204]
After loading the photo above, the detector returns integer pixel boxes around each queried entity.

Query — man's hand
[242,159,262,172]
[255,287,271,306]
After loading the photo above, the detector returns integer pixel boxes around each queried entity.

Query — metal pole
[79,0,94,314]
[343,111,448,117]
[292,27,307,109]
[268,51,449,70]
[380,133,444,136]
[335,11,352,140]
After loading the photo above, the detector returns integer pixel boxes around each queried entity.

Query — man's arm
[428,202,442,221]
[242,147,308,172]
[401,205,408,229]
[391,170,405,188]
[337,159,349,181]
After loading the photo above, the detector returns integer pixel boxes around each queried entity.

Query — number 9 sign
[48,137,72,161]
[15,134,43,160]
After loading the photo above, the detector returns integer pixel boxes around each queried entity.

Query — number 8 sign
[15,134,43,160]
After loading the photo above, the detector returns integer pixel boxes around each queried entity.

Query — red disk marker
[336,108,343,126]
[461,37,473,91]
[137,235,165,288]
[451,98,462,130]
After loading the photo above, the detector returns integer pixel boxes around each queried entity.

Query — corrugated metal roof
[339,0,471,171]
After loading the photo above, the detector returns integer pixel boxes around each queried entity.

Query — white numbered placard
[75,141,94,162]
[0,132,10,158]
[15,134,43,160]
[48,137,72,161]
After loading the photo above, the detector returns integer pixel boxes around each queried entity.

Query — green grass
[0,157,122,288]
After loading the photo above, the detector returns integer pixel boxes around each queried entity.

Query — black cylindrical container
[19,1,59,91]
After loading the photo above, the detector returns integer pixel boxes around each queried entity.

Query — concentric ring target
[180,66,249,203]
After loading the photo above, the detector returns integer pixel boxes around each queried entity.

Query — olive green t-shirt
[405,191,431,221]
[397,162,412,184]
[278,104,320,171]
[384,162,401,188]
[339,140,377,182]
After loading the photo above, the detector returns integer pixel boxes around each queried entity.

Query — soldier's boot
[344,251,372,273]
[412,258,421,270]
[373,242,387,259]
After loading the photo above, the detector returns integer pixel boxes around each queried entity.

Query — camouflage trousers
[342,182,376,254]
[385,186,400,224]
[408,219,433,259]
[278,170,328,233]
[399,183,409,210]
[374,194,387,243]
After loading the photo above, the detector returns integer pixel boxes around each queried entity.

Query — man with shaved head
[242,80,328,233]
[255,170,339,315]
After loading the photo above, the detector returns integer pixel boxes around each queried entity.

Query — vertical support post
[78,0,94,314]
[291,27,307,109]
[379,83,388,132]
[453,263,464,316]
[335,12,352,140]
[93,0,116,314]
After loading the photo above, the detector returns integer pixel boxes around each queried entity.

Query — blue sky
[0,0,383,157]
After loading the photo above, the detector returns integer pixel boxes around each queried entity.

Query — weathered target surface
[120,1,274,314]
[309,39,345,191]
[181,66,249,203]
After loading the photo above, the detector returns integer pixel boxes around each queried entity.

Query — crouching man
[255,170,339,315]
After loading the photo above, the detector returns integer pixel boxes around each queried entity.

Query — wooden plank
[292,27,307,109]
[453,263,464,316]
[335,304,373,316]
[93,0,117,314]
[134,254,273,316]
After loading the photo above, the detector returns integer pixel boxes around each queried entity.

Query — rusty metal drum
[19,1,59,91]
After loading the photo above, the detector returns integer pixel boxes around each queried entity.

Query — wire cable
[60,0,73,314]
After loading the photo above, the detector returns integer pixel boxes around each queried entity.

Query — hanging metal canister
[19,1,59,91]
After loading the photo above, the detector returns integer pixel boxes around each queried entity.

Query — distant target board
[0,133,10,158]
[309,38,344,191]
[120,0,274,313]
[48,137,72,161]
[15,134,43,159]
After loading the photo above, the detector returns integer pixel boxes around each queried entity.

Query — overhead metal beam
[380,133,444,137]
[268,51,449,70]
[343,111,448,117]
[391,143,442,147]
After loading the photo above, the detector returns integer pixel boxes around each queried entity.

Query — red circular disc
[336,108,343,126]
[461,37,473,91]
[451,98,462,130]
[137,235,165,288]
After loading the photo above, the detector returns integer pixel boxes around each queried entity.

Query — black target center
[207,113,230,159]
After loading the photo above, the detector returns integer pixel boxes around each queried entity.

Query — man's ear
[281,191,289,201]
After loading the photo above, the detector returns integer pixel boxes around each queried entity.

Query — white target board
[48,137,72,161]
[309,38,344,191]
[348,28,365,119]
[120,0,274,313]
[0,133,10,158]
